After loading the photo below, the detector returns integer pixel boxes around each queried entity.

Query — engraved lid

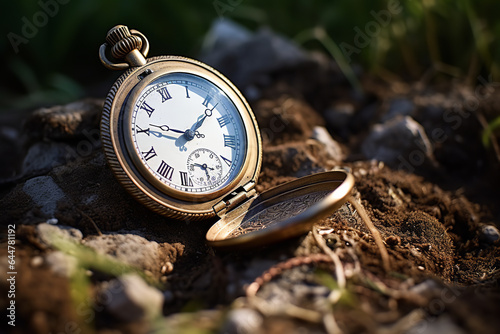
[206,169,354,249]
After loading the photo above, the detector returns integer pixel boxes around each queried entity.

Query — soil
[1,57,500,334]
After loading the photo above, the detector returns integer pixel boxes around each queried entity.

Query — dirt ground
[1,57,500,334]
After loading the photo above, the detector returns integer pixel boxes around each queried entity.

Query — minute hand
[191,103,218,131]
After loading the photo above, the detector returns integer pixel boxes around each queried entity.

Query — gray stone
[36,223,83,248]
[382,98,415,122]
[201,19,310,88]
[83,233,160,272]
[23,176,66,216]
[479,224,500,244]
[221,308,263,334]
[45,251,78,277]
[324,102,355,138]
[409,279,441,299]
[311,126,344,161]
[362,116,433,167]
[102,274,163,322]
[407,315,466,334]
[21,142,73,178]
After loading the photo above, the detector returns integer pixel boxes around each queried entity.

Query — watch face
[126,72,247,196]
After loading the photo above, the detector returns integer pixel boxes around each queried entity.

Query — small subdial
[187,148,223,187]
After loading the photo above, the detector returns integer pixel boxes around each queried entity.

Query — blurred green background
[1,0,499,113]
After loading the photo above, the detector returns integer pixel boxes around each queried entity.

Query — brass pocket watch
[99,25,354,249]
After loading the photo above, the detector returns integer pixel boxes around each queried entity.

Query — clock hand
[150,124,186,135]
[193,163,214,171]
[150,130,177,140]
[185,103,218,140]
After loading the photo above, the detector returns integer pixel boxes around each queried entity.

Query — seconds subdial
[187,148,223,187]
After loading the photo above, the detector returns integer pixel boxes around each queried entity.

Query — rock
[324,102,355,139]
[20,142,75,178]
[45,251,78,277]
[23,176,66,217]
[221,308,264,334]
[101,274,163,322]
[201,19,310,89]
[23,98,102,141]
[36,223,83,248]
[409,279,441,299]
[478,224,500,244]
[0,125,21,178]
[381,97,415,122]
[362,116,433,168]
[407,315,466,334]
[83,233,160,273]
[311,126,344,161]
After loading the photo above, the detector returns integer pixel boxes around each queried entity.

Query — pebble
[103,274,164,322]
[31,256,44,267]
[409,279,441,299]
[311,126,344,161]
[361,116,433,168]
[324,102,355,139]
[478,224,500,244]
[161,262,174,274]
[381,98,415,122]
[23,176,65,216]
[45,251,77,277]
[220,308,263,334]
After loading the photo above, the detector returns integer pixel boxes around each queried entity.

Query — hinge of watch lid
[213,181,256,217]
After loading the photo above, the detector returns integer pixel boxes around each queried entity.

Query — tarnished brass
[102,56,262,219]
[99,25,354,248]
[206,170,354,249]
[99,25,149,70]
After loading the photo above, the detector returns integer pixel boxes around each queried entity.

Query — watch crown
[99,25,149,70]
[105,25,143,60]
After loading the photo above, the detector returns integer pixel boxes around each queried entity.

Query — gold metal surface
[206,170,355,249]
[101,56,262,220]
[99,25,149,70]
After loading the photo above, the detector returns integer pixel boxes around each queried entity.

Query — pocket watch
[99,25,354,249]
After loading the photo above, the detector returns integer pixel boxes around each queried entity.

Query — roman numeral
[136,125,150,136]
[141,146,157,161]
[157,87,172,102]
[202,95,212,107]
[185,86,190,98]
[179,171,193,187]
[157,160,174,181]
[223,134,237,149]
[220,155,232,167]
[217,115,230,128]
[140,102,155,117]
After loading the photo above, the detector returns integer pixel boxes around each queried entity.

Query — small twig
[248,296,323,323]
[312,228,346,290]
[76,207,102,236]
[246,254,334,297]
[323,312,344,334]
[347,195,390,272]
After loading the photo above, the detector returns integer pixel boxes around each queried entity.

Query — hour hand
[150,124,185,135]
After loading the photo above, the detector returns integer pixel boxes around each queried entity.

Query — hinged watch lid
[206,169,354,249]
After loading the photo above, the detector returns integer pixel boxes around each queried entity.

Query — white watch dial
[129,72,247,194]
